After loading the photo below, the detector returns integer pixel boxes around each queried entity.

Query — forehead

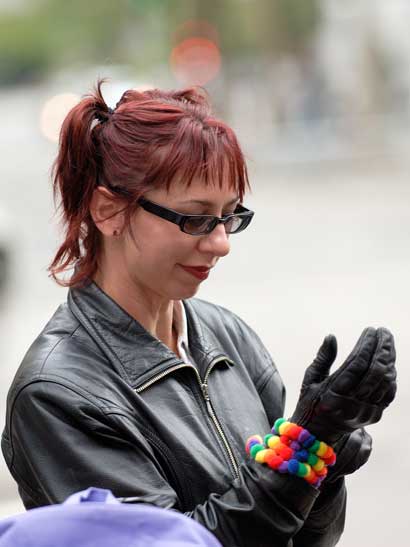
[151,176,239,205]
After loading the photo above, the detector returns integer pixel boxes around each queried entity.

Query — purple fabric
[0,488,222,547]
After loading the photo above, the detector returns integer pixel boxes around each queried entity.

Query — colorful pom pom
[280,435,292,446]
[249,443,264,458]
[273,418,286,434]
[267,435,281,449]
[265,452,284,470]
[287,459,300,475]
[316,441,328,458]
[312,458,325,472]
[302,434,316,449]
[278,421,291,436]
[264,433,274,446]
[307,453,319,466]
[245,435,263,454]
[275,443,293,460]
[325,452,337,466]
[289,440,301,451]
[277,461,289,473]
[245,419,337,490]
[309,439,321,453]
[322,446,334,460]
[315,466,328,478]
[295,449,309,462]
[298,429,310,444]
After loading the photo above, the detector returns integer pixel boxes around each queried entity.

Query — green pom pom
[250,444,264,458]
[297,463,309,477]
[310,440,321,453]
[307,453,319,466]
[274,418,286,433]
[264,433,273,447]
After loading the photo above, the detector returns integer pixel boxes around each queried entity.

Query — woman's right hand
[291,327,397,446]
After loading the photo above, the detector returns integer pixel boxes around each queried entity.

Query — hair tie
[95,107,114,123]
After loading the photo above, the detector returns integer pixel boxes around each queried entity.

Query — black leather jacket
[2,282,348,546]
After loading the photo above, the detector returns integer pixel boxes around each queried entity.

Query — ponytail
[48,79,112,287]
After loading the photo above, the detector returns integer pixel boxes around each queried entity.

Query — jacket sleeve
[4,379,327,547]
[203,308,348,546]
[250,346,347,547]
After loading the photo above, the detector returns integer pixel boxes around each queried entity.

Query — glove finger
[379,379,397,407]
[368,374,397,404]
[330,327,378,395]
[326,428,372,482]
[302,334,337,386]
[354,328,396,401]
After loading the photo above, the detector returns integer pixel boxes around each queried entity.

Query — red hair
[49,79,250,287]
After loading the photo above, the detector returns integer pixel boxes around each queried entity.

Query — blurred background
[0,0,409,545]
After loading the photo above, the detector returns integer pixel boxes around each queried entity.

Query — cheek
[126,224,194,271]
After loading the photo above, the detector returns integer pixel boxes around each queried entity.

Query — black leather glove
[291,327,397,446]
[325,428,372,483]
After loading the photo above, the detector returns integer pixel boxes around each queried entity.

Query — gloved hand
[291,327,397,446]
[325,428,372,483]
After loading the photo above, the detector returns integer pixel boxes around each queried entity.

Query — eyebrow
[176,197,240,208]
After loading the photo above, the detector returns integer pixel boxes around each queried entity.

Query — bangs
[144,118,250,202]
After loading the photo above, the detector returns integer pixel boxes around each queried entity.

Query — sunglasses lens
[182,210,254,235]
[183,216,213,235]
[226,214,253,234]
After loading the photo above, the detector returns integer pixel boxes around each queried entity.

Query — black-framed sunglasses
[137,197,254,236]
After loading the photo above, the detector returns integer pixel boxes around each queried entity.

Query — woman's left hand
[291,327,397,446]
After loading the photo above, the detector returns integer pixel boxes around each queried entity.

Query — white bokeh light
[39,93,81,143]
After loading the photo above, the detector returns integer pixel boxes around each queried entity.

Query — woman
[2,81,396,547]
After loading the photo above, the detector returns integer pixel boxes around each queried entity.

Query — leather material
[291,328,397,445]
[2,281,355,546]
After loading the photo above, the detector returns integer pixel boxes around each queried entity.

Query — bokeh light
[173,19,219,45]
[170,37,221,86]
[40,93,80,143]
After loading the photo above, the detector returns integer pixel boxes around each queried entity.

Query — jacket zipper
[135,357,239,480]
[201,357,239,479]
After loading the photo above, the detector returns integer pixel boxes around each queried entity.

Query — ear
[89,186,126,236]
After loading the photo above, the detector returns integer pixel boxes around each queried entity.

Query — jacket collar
[67,281,229,389]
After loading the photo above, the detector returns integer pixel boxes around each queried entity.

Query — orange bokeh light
[170,37,221,86]
[173,19,219,46]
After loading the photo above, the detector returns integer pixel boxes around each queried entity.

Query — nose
[197,223,230,258]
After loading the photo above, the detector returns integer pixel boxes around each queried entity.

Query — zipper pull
[201,383,213,414]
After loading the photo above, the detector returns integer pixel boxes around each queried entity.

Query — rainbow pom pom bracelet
[245,419,337,488]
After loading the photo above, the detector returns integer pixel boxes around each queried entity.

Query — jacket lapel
[68,282,230,389]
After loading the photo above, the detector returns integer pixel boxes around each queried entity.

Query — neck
[93,268,177,353]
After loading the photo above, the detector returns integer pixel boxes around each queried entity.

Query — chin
[171,283,201,301]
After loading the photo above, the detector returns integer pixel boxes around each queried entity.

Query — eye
[183,216,210,233]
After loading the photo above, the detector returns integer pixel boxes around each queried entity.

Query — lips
[179,265,211,281]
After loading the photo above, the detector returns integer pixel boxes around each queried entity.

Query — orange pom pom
[275,444,293,460]
[287,424,302,440]
[305,469,318,484]
[322,446,334,460]
[315,466,328,477]
[280,435,291,446]
[265,452,283,470]
[324,452,337,466]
